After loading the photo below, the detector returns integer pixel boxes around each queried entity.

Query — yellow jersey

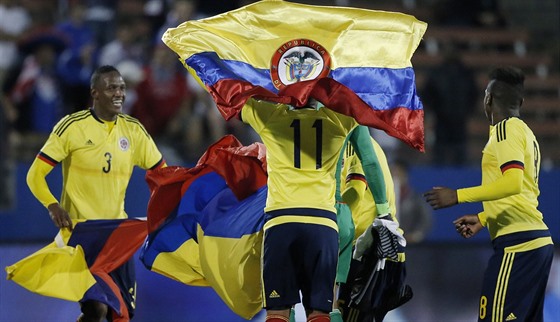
[37,109,164,219]
[241,99,357,217]
[480,117,548,239]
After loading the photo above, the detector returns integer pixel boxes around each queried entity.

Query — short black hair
[489,66,525,87]
[90,65,121,89]
[488,66,524,107]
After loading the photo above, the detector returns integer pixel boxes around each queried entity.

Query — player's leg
[78,301,108,322]
[262,223,301,321]
[298,222,339,322]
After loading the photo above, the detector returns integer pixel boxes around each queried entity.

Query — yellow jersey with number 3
[241,99,357,215]
[37,109,164,220]
[482,117,548,239]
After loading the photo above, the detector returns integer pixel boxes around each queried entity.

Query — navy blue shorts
[479,230,554,322]
[109,258,136,320]
[262,215,338,313]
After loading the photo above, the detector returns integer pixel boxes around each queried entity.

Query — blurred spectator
[182,72,232,163]
[0,0,31,84]
[56,3,98,112]
[116,59,144,115]
[0,0,31,209]
[2,29,67,160]
[433,0,506,28]
[155,0,198,43]
[370,128,401,164]
[391,158,432,244]
[56,3,96,58]
[130,45,193,164]
[98,18,145,67]
[0,83,14,209]
[421,44,478,166]
[0,0,31,150]
[143,0,171,38]
[196,0,241,17]
[83,0,117,46]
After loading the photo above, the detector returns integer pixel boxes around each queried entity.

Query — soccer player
[336,130,411,322]
[424,66,554,322]
[331,126,395,322]
[26,65,166,322]
[240,99,390,322]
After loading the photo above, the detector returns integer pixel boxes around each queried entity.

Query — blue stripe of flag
[186,52,422,111]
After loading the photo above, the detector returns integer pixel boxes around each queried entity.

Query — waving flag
[5,218,147,322]
[162,0,427,151]
[141,135,268,319]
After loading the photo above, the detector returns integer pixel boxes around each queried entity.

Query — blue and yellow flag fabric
[6,218,147,322]
[140,135,268,319]
[162,0,427,151]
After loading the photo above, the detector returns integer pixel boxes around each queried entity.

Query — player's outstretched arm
[349,126,390,216]
[453,214,483,238]
[423,187,458,209]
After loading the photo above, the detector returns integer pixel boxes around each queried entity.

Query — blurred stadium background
[0,0,558,321]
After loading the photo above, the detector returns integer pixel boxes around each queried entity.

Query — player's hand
[453,215,482,238]
[423,187,458,209]
[47,203,73,231]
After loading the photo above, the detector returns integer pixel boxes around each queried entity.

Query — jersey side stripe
[345,143,355,158]
[496,120,507,142]
[496,120,506,142]
[54,110,90,136]
[55,113,92,137]
[119,115,150,137]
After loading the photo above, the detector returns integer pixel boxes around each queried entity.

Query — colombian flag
[162,0,427,151]
[141,135,268,319]
[5,218,147,322]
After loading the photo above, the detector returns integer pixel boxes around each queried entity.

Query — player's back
[241,100,357,215]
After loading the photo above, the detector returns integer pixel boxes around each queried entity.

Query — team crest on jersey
[270,39,331,90]
[119,137,130,151]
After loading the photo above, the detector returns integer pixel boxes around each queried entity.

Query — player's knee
[81,300,108,322]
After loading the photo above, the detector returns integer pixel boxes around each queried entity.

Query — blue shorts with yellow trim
[479,230,553,322]
[262,210,338,313]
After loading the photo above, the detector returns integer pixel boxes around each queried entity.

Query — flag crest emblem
[270,39,331,89]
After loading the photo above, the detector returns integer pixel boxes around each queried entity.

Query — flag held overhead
[163,0,427,151]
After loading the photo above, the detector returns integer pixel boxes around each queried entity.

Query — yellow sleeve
[240,99,278,133]
[342,179,367,213]
[26,158,58,208]
[477,212,487,227]
[457,168,523,203]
